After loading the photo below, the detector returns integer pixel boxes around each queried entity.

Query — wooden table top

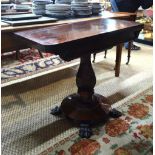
[16,18,142,46]
[15,18,143,61]
[2,11,136,32]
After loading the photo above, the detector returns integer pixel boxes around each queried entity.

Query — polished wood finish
[15,19,143,61]
[1,32,43,58]
[115,43,123,77]
[92,13,136,65]
[14,19,143,134]
[1,11,136,54]
[61,54,110,122]
[1,32,29,52]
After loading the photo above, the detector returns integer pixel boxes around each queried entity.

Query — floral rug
[1,49,79,87]
[39,88,153,155]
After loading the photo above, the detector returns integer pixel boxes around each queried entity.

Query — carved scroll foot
[50,106,62,115]
[79,123,92,138]
[109,108,122,118]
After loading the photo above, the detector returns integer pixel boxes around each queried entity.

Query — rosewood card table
[2,11,136,53]
[15,19,143,138]
[2,12,136,64]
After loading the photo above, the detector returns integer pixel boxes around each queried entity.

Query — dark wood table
[2,11,136,53]
[15,18,143,138]
[1,11,136,62]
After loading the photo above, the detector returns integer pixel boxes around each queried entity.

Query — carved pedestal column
[51,54,122,138]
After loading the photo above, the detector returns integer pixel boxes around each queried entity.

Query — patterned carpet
[40,88,153,155]
[1,49,79,87]
[1,43,153,155]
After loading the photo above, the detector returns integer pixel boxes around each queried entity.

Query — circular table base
[61,93,111,124]
[51,93,122,138]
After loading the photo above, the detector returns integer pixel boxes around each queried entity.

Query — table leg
[92,53,96,63]
[61,54,110,119]
[51,54,122,138]
[104,49,107,58]
[115,43,123,77]
[50,106,62,115]
[38,50,44,58]
[16,50,20,60]
[126,41,132,65]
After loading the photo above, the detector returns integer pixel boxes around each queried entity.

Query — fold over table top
[15,18,143,60]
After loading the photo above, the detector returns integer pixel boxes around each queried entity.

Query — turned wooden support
[60,53,110,122]
[126,41,132,65]
[115,43,123,77]
[76,54,96,96]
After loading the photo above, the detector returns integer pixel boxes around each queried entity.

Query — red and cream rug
[39,88,153,155]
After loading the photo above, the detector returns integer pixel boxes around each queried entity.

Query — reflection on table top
[15,18,143,46]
